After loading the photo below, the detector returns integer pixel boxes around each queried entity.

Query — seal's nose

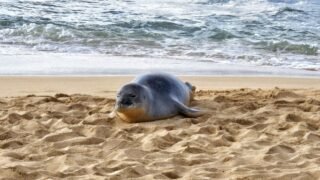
[120,98,132,106]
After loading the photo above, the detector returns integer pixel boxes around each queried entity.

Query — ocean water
[0,0,319,75]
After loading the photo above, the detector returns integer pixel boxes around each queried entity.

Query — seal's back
[133,73,190,103]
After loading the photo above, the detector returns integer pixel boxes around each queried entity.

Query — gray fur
[114,72,205,122]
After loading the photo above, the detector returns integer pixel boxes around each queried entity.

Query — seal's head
[115,83,150,122]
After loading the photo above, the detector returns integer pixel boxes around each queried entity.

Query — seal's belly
[116,108,149,123]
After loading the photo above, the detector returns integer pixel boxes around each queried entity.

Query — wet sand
[0,76,319,97]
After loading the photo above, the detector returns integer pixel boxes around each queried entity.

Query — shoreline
[1,54,320,77]
[0,76,319,97]
[0,74,320,78]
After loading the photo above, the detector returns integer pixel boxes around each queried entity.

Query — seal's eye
[129,94,136,98]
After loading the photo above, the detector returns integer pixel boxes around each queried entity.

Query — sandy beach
[0,76,320,179]
[1,0,320,179]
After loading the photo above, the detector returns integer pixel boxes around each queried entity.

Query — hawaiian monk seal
[110,73,205,123]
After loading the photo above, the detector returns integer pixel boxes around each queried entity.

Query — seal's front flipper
[185,82,196,101]
[173,99,206,118]
[108,110,116,119]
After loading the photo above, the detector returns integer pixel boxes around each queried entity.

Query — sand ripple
[0,88,320,179]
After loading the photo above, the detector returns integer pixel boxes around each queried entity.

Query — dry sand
[0,76,320,179]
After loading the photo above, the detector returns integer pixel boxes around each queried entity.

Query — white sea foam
[0,0,319,74]
[0,53,319,76]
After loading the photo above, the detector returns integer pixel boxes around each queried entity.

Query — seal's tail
[185,82,196,101]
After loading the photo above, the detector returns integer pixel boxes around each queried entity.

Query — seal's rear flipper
[185,82,196,92]
[185,82,196,101]
[173,99,205,118]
